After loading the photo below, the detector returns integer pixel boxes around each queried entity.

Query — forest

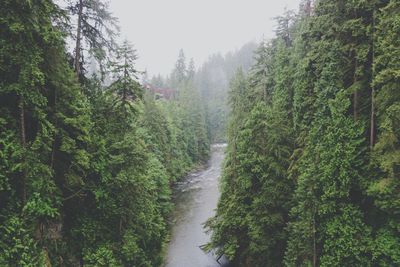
[0,0,211,265]
[206,0,400,266]
[1,0,400,266]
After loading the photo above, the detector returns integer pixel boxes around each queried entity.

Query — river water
[164,144,229,267]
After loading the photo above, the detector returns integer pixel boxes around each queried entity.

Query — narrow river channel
[164,144,229,267]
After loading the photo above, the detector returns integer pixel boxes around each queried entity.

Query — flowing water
[164,144,229,267]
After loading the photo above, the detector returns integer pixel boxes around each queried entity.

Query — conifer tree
[67,0,118,79]
[171,49,187,88]
[0,0,92,264]
[205,69,252,263]
[107,40,142,119]
[368,0,400,264]
[208,1,400,266]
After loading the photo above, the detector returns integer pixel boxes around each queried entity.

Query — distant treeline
[146,43,257,143]
[0,0,209,266]
[207,0,400,266]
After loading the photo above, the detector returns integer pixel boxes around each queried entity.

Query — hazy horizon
[110,0,300,77]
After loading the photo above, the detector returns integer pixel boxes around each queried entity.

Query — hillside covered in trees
[1,0,400,266]
[0,0,209,266]
[207,0,400,266]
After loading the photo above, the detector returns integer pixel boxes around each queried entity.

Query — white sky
[110,0,300,76]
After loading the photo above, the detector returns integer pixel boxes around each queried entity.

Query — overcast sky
[110,0,300,76]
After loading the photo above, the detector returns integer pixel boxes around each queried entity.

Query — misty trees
[205,69,251,263]
[107,40,142,117]
[194,43,257,142]
[168,50,210,163]
[207,37,295,267]
[67,0,118,79]
[170,49,187,88]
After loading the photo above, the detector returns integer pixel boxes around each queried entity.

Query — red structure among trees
[144,84,176,100]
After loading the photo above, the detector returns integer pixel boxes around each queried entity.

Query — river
[164,144,229,267]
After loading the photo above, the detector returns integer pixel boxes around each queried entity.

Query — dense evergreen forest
[207,0,400,266]
[0,0,210,266]
[2,0,400,266]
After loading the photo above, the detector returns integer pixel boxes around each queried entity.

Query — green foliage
[319,206,372,267]
[367,1,400,264]
[83,245,121,267]
[0,1,210,267]
[286,91,371,266]
[207,16,296,265]
[0,119,20,192]
[0,216,45,267]
[107,40,142,118]
[208,1,400,266]
[2,0,399,266]
[205,69,252,264]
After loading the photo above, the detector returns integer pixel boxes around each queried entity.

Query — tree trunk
[353,59,358,120]
[19,95,27,205]
[354,91,359,120]
[50,137,56,169]
[370,89,375,148]
[312,205,317,267]
[370,7,376,149]
[50,88,57,169]
[75,0,83,78]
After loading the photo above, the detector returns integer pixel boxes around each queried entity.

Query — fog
[110,0,300,76]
